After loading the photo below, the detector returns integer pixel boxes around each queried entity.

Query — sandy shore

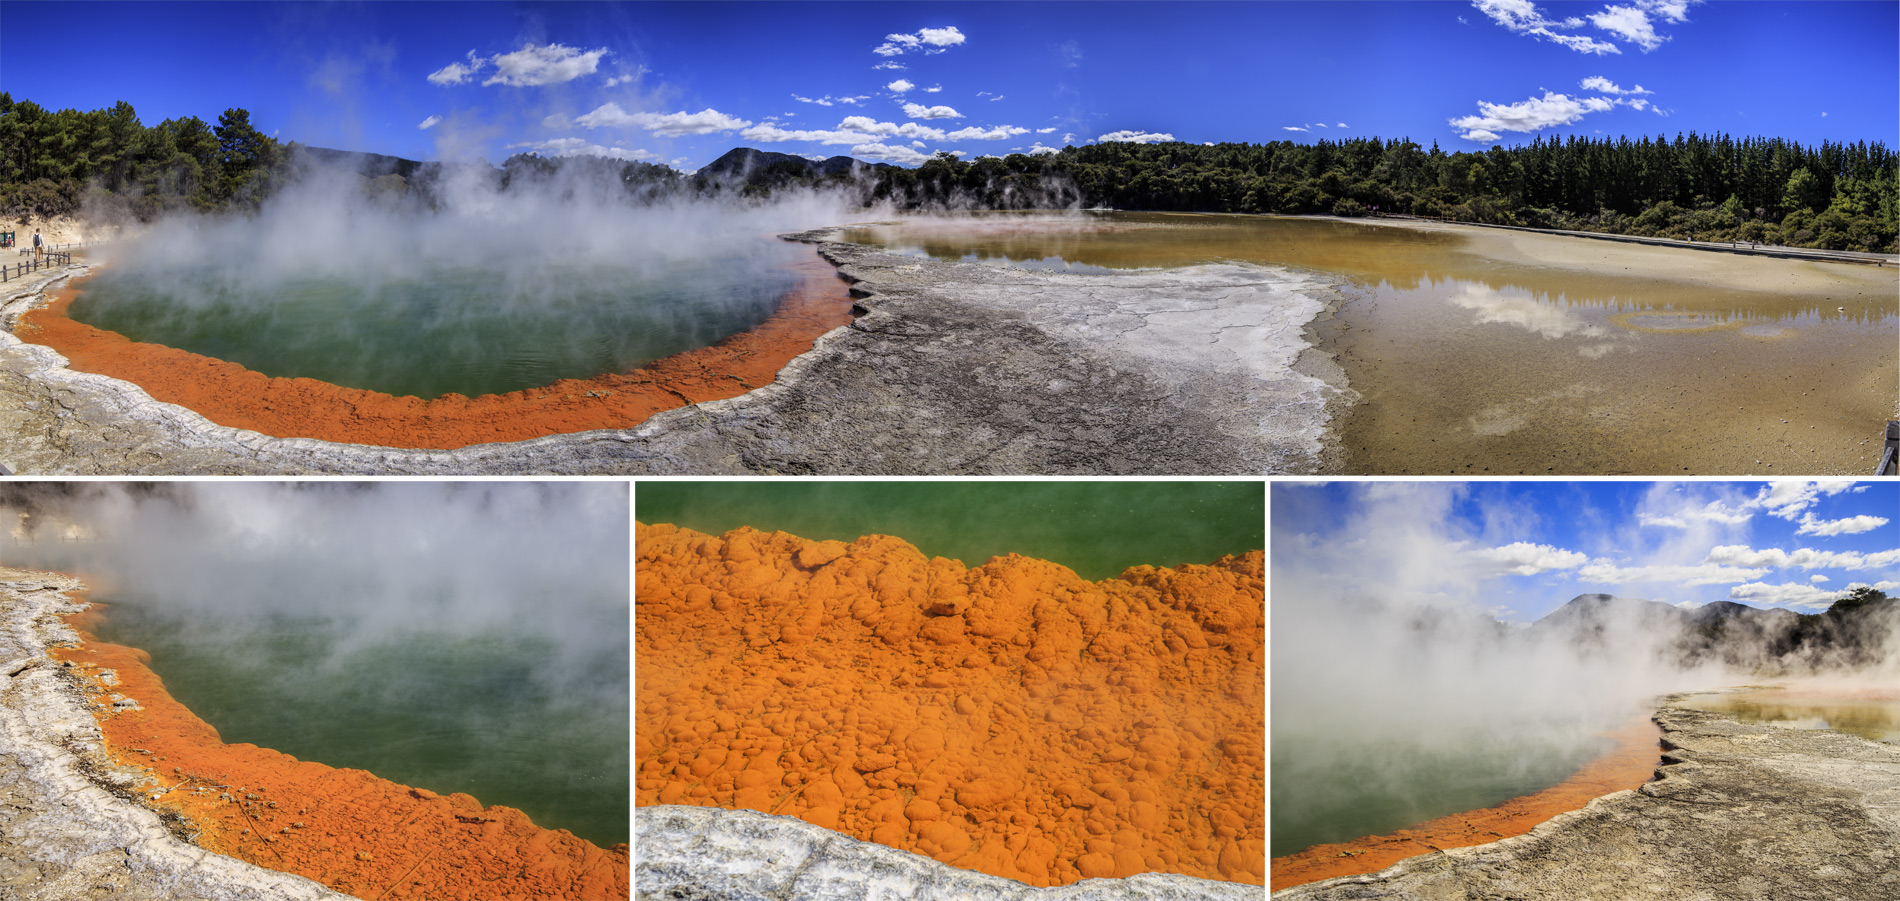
[0,569,628,901]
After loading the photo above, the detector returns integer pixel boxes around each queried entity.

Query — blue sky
[2,1,1893,171]
[1273,481,1900,622]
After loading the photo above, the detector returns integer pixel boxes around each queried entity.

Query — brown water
[840,212,1898,475]
[1690,688,1900,743]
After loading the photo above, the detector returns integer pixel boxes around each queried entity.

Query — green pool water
[69,244,805,399]
[635,481,1264,581]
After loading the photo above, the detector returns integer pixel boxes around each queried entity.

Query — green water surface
[91,598,630,847]
[635,481,1263,581]
[69,245,804,399]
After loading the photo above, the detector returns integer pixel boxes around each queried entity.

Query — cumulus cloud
[851,142,934,166]
[418,115,442,130]
[1580,76,1652,94]
[427,51,488,86]
[483,43,609,87]
[1027,142,1061,155]
[1470,0,1620,54]
[1577,561,1770,586]
[945,124,1030,141]
[887,79,915,94]
[1705,545,1900,572]
[903,103,963,120]
[1754,480,1860,521]
[1638,498,1753,528]
[574,103,751,136]
[838,116,946,141]
[1450,91,1608,141]
[1283,126,1309,132]
[1098,130,1175,144]
[1796,512,1890,537]
[793,94,870,107]
[503,137,657,161]
[1728,580,1897,611]
[875,26,966,57]
[739,123,869,145]
[1473,542,1590,576]
[1036,127,1057,134]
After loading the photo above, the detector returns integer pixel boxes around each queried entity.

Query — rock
[1274,694,1900,900]
[637,804,1261,900]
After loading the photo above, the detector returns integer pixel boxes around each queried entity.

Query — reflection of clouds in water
[1467,384,1599,437]
[1578,343,1619,359]
[1446,284,1608,339]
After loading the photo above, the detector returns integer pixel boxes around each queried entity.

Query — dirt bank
[1269,714,1661,890]
[14,253,853,449]
[1274,696,1900,900]
[38,584,627,900]
[635,523,1265,887]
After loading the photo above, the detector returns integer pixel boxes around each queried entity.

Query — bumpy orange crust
[634,523,1266,887]
[53,600,630,901]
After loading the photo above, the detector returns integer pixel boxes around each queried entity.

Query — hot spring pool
[68,242,806,399]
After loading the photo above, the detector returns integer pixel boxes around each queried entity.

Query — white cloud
[1036,127,1057,134]
[838,116,946,141]
[1450,86,1653,143]
[874,61,906,70]
[1580,75,1652,95]
[503,137,656,161]
[1727,580,1898,611]
[876,25,966,57]
[740,123,871,145]
[1028,142,1061,155]
[1705,545,1900,571]
[574,103,751,136]
[1336,122,1349,128]
[1754,481,1860,521]
[418,115,442,130]
[793,94,833,107]
[1473,542,1589,576]
[483,43,609,87]
[925,85,942,93]
[1577,561,1769,586]
[1462,128,1501,143]
[1470,0,1621,54]
[1810,574,1830,583]
[1638,498,1753,528]
[945,125,1030,141]
[1796,512,1890,536]
[903,103,963,120]
[851,142,934,165]
[1589,5,1665,51]
[1099,130,1175,144]
[888,79,916,94]
[427,51,487,86]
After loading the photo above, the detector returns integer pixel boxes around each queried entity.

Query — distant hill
[1531,590,1896,674]
[695,147,896,190]
[289,145,429,179]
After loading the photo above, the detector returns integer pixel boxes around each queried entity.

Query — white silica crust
[636,804,1262,901]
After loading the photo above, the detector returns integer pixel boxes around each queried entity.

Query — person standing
[32,229,43,261]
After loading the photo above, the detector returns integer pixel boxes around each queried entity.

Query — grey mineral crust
[636,805,1259,901]
[1275,693,1900,901]
[0,571,354,901]
[0,231,1351,474]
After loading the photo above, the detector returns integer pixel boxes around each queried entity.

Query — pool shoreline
[1274,693,1900,899]
[0,567,629,900]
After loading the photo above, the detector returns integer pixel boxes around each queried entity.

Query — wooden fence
[1,249,77,282]
[1879,421,1899,476]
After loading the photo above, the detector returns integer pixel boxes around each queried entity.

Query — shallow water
[634,481,1263,580]
[841,212,1898,474]
[1691,689,1900,743]
[69,242,804,399]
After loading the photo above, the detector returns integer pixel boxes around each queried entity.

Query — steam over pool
[71,165,853,398]
[2,482,630,846]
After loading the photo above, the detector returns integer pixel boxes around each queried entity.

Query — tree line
[4,93,1893,253]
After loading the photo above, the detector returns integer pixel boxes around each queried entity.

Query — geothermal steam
[72,161,864,398]
[0,481,629,843]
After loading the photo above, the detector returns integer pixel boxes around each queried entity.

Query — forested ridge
[4,93,1893,253]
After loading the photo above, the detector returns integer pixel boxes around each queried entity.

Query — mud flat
[0,229,1348,474]
[1274,695,1900,900]
[0,569,346,901]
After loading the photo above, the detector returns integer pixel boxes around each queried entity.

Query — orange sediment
[1269,715,1662,891]
[634,522,1266,887]
[15,253,854,450]
[51,599,629,901]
